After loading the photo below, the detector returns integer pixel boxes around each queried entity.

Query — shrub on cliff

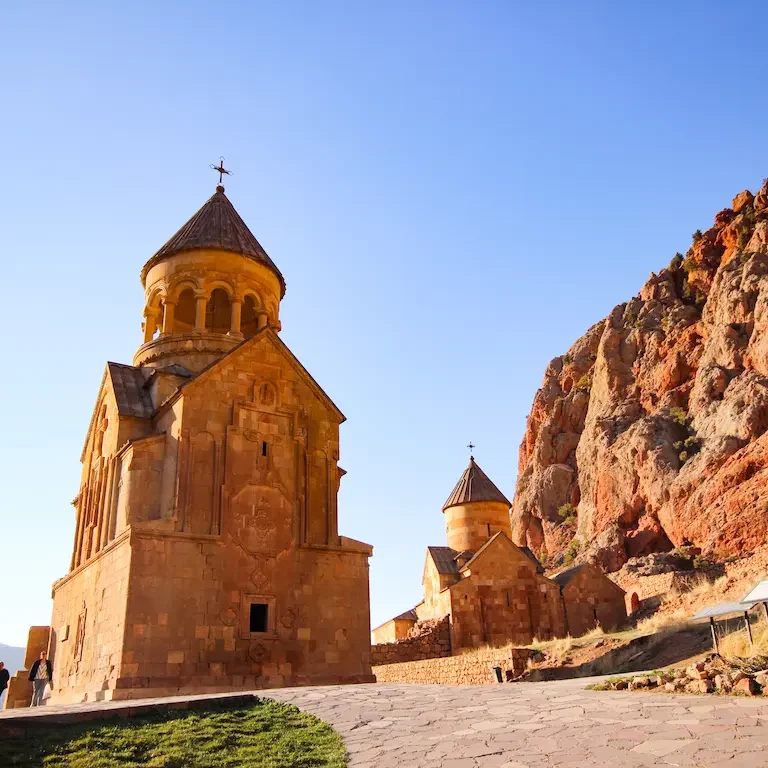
[563,539,580,566]
[669,406,688,426]
[557,504,577,526]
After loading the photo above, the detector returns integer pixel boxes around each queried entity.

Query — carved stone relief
[250,554,274,590]
[229,485,291,556]
[248,642,268,663]
[219,605,239,626]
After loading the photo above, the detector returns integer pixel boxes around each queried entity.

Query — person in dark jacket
[0,661,9,707]
[28,651,52,706]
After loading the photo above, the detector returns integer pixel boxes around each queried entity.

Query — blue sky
[1,1,766,647]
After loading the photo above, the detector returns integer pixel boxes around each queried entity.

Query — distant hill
[0,643,25,675]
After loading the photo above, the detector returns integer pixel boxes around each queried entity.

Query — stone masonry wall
[448,538,565,651]
[561,565,627,638]
[49,535,132,704]
[609,570,713,613]
[371,617,451,666]
[373,646,537,685]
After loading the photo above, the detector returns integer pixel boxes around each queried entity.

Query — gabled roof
[158,326,346,423]
[426,546,461,576]
[108,362,155,419]
[460,531,544,576]
[461,531,509,571]
[551,562,626,595]
[140,185,286,297]
[551,563,586,587]
[520,545,545,574]
[81,362,156,460]
[443,458,511,511]
[372,608,419,632]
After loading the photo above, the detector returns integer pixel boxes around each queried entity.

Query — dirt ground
[523,625,715,681]
[524,545,768,681]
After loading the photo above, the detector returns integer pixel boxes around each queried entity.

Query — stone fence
[373,646,538,686]
[370,616,451,666]
[610,569,720,614]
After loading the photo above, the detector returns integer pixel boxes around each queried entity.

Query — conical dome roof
[140,186,286,296]
[442,457,511,511]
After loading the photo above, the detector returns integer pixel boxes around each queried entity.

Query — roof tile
[108,362,154,419]
[443,458,511,511]
[140,186,285,296]
[427,546,461,575]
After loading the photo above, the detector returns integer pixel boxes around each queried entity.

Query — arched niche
[241,295,260,337]
[205,288,231,333]
[174,288,196,334]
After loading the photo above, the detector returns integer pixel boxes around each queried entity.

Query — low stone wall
[610,570,718,614]
[371,616,451,666]
[373,647,537,686]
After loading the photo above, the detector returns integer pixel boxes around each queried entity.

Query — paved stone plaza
[2,677,768,766]
[269,679,768,767]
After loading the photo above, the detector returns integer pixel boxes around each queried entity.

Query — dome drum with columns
[133,185,285,372]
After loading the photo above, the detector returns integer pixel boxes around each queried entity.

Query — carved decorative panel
[229,485,291,556]
[189,432,216,534]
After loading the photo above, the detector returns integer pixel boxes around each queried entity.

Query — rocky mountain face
[512,180,768,572]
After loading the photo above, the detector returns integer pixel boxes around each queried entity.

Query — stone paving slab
[266,678,768,767]
[3,677,768,766]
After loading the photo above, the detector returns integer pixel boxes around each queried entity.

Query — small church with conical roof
[372,456,626,652]
[25,177,374,704]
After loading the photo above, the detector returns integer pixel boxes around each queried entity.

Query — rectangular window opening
[262,441,268,457]
[487,523,491,536]
[249,603,268,633]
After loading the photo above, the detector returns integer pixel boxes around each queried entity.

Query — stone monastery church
[6,174,629,707]
[20,179,376,704]
[373,457,627,651]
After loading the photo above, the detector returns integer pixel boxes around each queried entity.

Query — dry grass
[635,609,692,636]
[719,622,768,659]
[527,627,607,664]
[535,636,575,664]
[580,626,607,642]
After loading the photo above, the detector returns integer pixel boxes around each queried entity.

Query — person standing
[0,661,9,707]
[28,651,52,707]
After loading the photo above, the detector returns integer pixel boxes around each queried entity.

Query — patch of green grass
[0,699,347,768]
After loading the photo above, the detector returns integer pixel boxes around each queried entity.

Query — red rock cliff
[512,180,768,572]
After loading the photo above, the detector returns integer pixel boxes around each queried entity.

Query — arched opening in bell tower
[205,288,231,333]
[174,289,196,334]
[241,295,259,338]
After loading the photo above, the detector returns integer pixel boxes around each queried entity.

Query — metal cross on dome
[210,156,233,185]
[467,442,475,459]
